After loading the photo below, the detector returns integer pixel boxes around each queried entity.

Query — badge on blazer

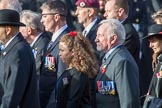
[97,80,116,95]
[62,77,69,85]
[32,48,38,59]
[101,64,107,74]
[45,53,55,71]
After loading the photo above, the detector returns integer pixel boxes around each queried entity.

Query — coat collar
[47,27,71,52]
[1,33,25,57]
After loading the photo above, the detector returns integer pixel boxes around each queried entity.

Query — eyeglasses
[41,13,58,16]
[41,13,66,17]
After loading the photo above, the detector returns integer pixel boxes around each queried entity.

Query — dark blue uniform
[39,28,70,108]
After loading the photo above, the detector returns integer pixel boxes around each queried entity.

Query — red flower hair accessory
[69,31,77,37]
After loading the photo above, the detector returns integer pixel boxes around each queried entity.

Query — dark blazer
[55,68,91,108]
[86,18,103,66]
[96,45,140,108]
[0,33,40,108]
[32,31,51,76]
[122,19,140,65]
[86,18,100,51]
[39,27,70,108]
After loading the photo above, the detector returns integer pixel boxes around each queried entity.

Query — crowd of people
[0,0,162,108]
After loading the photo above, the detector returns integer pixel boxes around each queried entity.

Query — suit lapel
[47,27,70,52]
[96,46,122,81]
[32,32,44,49]
[86,18,100,39]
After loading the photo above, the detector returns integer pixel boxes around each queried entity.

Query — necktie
[83,30,87,36]
[0,45,5,57]
[47,41,53,50]
[102,56,106,63]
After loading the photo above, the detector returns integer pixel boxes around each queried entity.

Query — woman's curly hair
[60,32,99,78]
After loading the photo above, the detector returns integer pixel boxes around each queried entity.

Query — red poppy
[69,31,77,37]
[156,71,162,78]
[101,65,106,74]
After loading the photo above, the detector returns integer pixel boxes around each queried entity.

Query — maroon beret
[75,0,99,8]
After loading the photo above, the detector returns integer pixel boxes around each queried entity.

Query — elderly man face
[95,24,113,52]
[75,7,92,27]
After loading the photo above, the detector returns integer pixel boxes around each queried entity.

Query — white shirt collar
[51,24,68,42]
[82,18,98,37]
[104,44,122,59]
[5,32,19,48]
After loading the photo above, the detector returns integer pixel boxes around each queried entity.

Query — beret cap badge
[80,2,86,7]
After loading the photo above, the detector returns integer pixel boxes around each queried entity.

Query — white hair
[99,19,126,44]
[20,10,44,31]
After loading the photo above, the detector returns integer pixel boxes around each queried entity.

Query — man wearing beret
[0,9,40,108]
[75,0,100,50]
[75,0,103,65]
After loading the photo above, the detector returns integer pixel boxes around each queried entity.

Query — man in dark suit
[95,19,140,108]
[0,9,40,108]
[75,0,100,51]
[75,0,103,66]
[39,1,71,108]
[19,10,51,82]
[104,0,140,66]
[103,1,148,104]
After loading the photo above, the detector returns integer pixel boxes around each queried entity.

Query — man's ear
[5,26,11,35]
[88,8,95,17]
[118,8,125,17]
[110,34,118,44]
[54,14,61,22]
[27,27,32,35]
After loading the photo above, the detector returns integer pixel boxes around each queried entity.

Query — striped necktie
[47,41,53,50]
[83,30,87,37]
[102,56,106,63]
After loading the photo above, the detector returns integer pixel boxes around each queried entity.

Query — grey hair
[99,19,126,44]
[20,10,44,31]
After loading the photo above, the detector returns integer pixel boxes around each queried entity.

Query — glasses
[41,13,65,17]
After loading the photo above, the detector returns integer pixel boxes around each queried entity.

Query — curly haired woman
[55,31,99,108]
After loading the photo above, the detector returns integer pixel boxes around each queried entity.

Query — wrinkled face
[149,36,162,54]
[95,24,112,52]
[19,26,29,40]
[59,42,73,65]
[104,1,119,19]
[75,7,89,26]
[41,9,56,32]
[0,27,7,44]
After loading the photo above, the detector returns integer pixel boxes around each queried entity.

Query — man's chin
[96,47,103,52]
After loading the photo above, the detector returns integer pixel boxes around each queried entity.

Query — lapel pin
[3,52,6,56]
